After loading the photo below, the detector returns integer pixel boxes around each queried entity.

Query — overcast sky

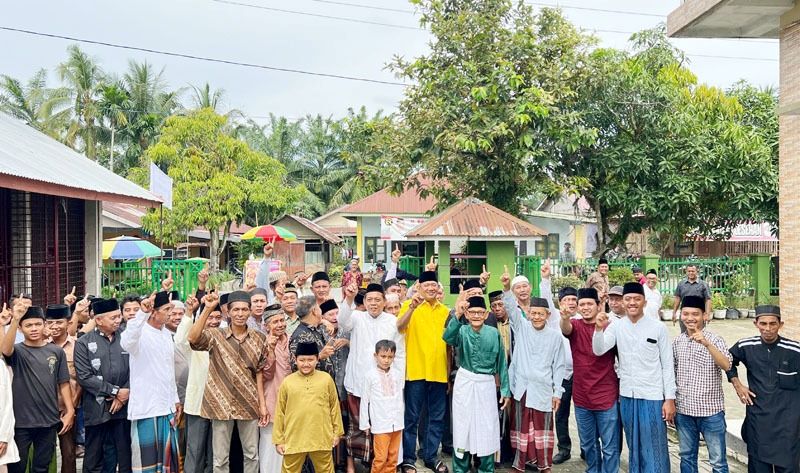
[0,0,779,121]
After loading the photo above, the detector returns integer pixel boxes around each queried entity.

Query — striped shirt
[672,330,731,417]
[191,327,267,420]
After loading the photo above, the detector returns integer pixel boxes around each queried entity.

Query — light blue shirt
[255,260,276,304]
[503,291,565,412]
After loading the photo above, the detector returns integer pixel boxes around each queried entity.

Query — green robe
[443,317,510,397]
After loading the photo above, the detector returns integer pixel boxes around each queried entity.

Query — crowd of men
[0,244,799,473]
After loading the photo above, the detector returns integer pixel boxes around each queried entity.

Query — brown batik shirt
[191,327,267,420]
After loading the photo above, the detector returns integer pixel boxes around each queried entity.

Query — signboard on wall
[380,215,427,240]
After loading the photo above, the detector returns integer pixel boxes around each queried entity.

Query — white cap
[171,300,185,310]
[511,275,530,288]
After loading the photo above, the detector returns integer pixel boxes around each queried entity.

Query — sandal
[425,460,448,473]
[400,462,417,473]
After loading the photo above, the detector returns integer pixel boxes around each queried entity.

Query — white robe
[0,355,20,466]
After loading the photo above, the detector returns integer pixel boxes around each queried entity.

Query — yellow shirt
[399,299,449,383]
[272,370,344,454]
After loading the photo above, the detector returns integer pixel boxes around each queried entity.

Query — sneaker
[552,451,571,464]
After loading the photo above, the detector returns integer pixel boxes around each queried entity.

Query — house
[313,205,357,239]
[0,112,161,304]
[269,214,343,275]
[667,0,798,336]
[526,194,597,259]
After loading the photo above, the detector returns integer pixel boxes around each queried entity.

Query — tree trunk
[208,230,220,273]
[109,126,115,172]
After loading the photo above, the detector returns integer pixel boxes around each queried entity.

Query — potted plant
[725,273,749,319]
[711,292,727,320]
[736,295,754,319]
[660,295,673,321]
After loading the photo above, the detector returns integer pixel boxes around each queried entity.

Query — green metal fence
[398,256,424,278]
[770,257,780,295]
[102,259,205,300]
[657,257,752,297]
[515,255,542,297]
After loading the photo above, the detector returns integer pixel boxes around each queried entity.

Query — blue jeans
[403,380,447,465]
[575,405,621,473]
[675,412,728,473]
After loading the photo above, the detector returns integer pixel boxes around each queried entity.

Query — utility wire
[211,0,422,30]
[306,0,416,14]
[0,26,408,86]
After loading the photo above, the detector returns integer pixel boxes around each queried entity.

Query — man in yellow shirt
[397,271,449,473]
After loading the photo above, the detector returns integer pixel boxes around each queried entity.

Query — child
[359,340,404,473]
[443,296,510,473]
[273,341,344,473]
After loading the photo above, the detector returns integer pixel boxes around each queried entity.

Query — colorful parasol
[240,225,297,242]
[103,236,164,260]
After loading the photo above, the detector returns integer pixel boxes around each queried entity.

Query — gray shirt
[674,278,711,300]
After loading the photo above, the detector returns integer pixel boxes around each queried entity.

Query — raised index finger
[71,286,76,295]
[503,265,509,273]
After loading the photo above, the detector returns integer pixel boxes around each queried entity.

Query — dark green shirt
[443,317,510,397]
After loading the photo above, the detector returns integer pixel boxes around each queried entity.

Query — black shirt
[5,342,70,428]
[74,328,130,426]
[728,335,800,467]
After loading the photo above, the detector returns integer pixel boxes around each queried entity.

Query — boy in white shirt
[360,340,404,473]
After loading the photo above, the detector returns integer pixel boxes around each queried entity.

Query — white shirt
[174,315,210,416]
[121,310,180,420]
[643,284,663,321]
[592,313,676,401]
[503,291,566,412]
[540,278,574,380]
[359,366,404,434]
[338,303,405,397]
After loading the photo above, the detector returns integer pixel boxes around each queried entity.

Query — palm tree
[190,82,225,111]
[97,82,131,172]
[58,45,105,160]
[0,69,71,139]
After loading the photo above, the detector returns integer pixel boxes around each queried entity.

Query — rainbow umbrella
[103,236,164,260]
[241,225,297,242]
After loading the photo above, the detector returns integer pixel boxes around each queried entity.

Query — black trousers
[555,377,573,454]
[9,426,57,473]
[748,455,799,473]
[84,419,132,473]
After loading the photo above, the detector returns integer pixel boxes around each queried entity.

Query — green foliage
[608,267,635,288]
[552,275,583,293]
[376,2,597,215]
[561,27,778,254]
[711,292,726,311]
[327,263,344,288]
[208,270,236,289]
[725,272,749,306]
[140,109,303,271]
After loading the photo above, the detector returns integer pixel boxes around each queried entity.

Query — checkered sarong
[509,396,554,471]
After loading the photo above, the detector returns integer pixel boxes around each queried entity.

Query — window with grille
[0,188,85,305]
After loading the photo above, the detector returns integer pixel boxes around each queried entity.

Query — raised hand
[295,273,310,288]
[479,264,491,285]
[425,255,437,272]
[64,286,77,306]
[202,291,220,311]
[185,295,200,315]
[75,294,91,314]
[197,266,209,290]
[263,237,276,258]
[689,330,708,346]
[391,244,402,263]
[140,292,157,314]
[541,259,552,280]
[161,270,174,292]
[501,265,511,290]
[344,282,358,303]
[595,312,609,331]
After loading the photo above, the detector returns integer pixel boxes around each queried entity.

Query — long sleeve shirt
[255,259,276,304]
[0,357,19,465]
[272,370,345,454]
[338,303,406,397]
[121,310,180,420]
[540,277,574,380]
[174,315,210,416]
[592,314,676,401]
[643,284,663,321]
[442,317,510,397]
[359,366,404,434]
[263,334,291,422]
[74,329,130,426]
[503,291,565,412]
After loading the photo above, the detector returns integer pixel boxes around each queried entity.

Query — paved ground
[67,318,755,472]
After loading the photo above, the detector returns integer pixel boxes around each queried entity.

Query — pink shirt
[567,319,619,410]
[263,334,291,422]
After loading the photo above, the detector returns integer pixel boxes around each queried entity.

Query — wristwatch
[111,386,119,396]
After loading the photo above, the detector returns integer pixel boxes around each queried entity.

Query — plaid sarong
[346,394,372,463]
[132,414,180,473]
[509,396,554,471]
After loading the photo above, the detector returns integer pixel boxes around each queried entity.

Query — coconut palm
[97,82,131,172]
[58,45,105,160]
[190,82,225,111]
[0,69,71,139]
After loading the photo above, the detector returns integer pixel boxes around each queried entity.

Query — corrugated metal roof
[283,215,343,244]
[340,177,438,216]
[0,113,161,206]
[405,198,548,240]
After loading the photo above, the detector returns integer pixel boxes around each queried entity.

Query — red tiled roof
[340,177,439,216]
[405,198,548,239]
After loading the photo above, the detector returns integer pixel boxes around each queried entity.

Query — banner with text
[380,215,427,240]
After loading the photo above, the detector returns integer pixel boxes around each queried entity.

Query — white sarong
[451,367,500,458]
